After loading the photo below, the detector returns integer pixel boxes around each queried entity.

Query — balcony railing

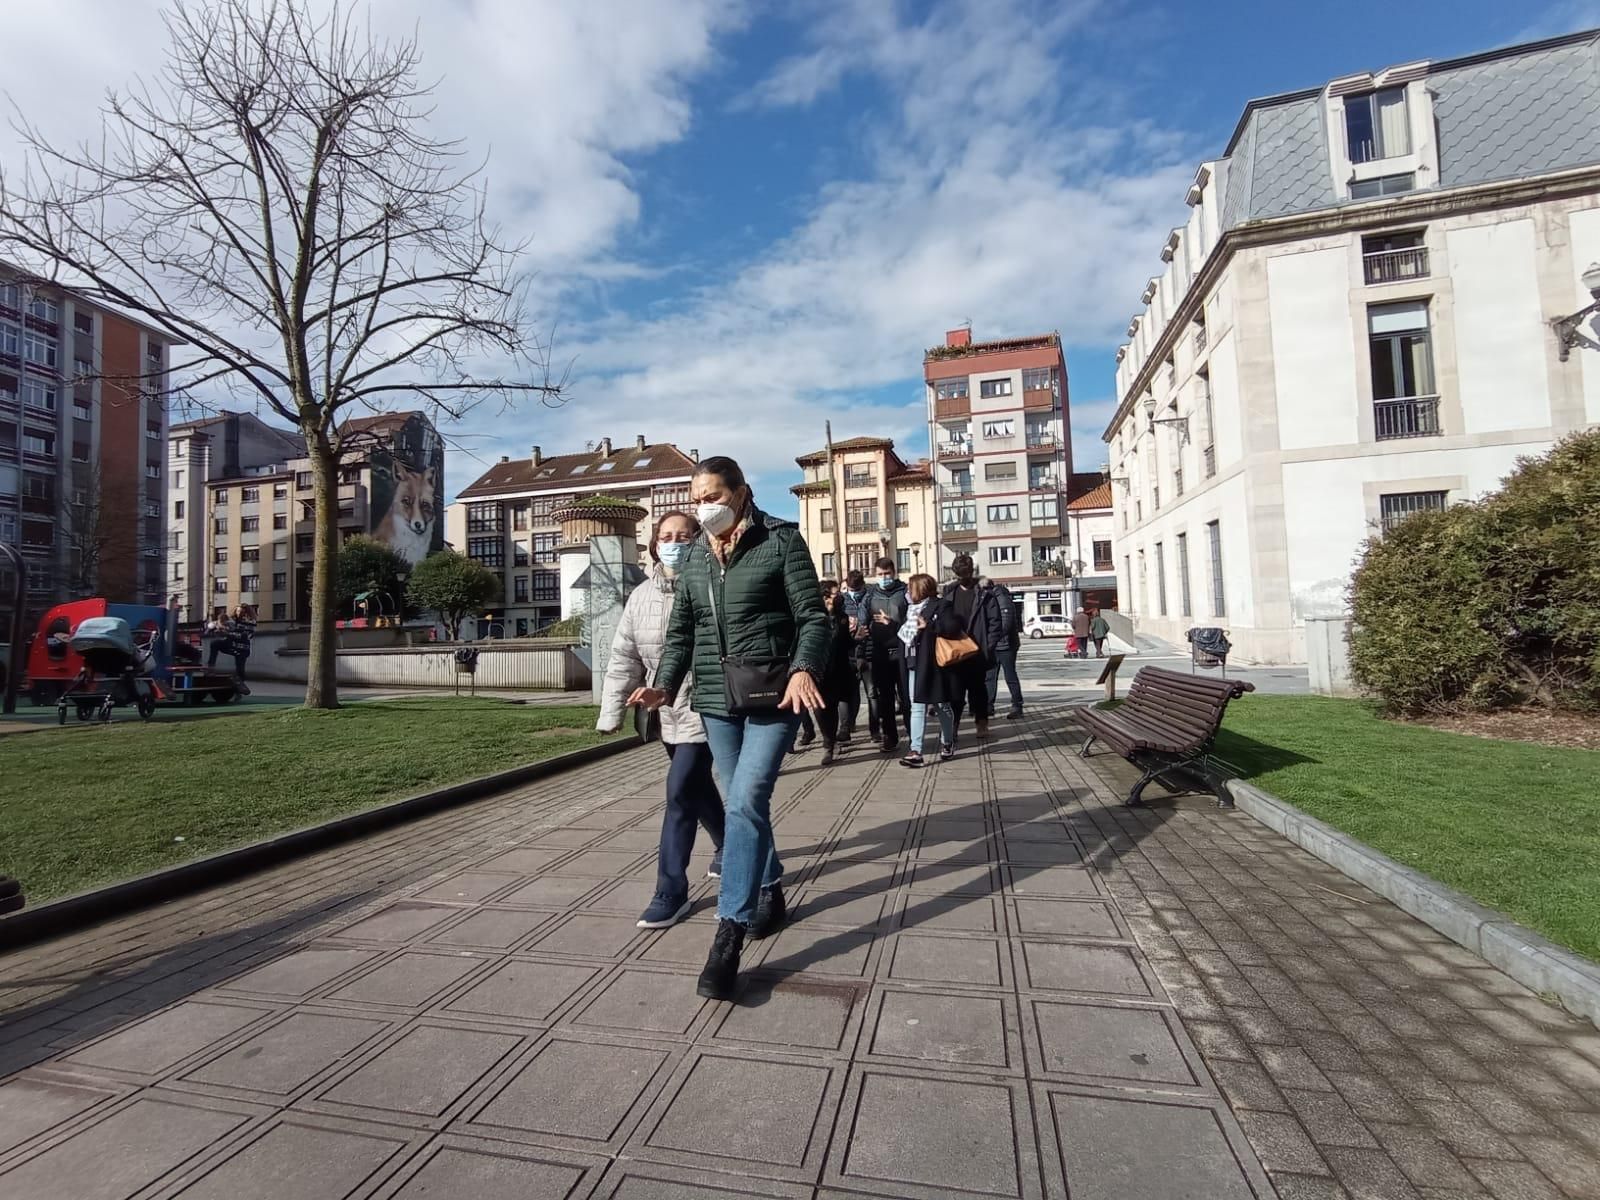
[940,483,974,498]
[1363,246,1429,285]
[842,473,876,489]
[1193,326,1207,354]
[1203,445,1216,477]
[1374,395,1442,441]
[1025,434,1057,449]
[845,518,880,534]
[936,441,972,460]
[940,522,977,536]
[1028,478,1060,493]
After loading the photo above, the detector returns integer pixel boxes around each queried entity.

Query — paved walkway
[1,706,1597,1198]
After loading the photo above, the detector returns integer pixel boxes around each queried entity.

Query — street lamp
[1143,396,1189,443]
[1552,262,1600,362]
[909,541,922,571]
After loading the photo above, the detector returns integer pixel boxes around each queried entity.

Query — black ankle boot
[820,741,836,766]
[750,882,787,940]
[697,918,746,1000]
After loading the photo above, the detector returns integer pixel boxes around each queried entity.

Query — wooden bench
[1078,666,1255,808]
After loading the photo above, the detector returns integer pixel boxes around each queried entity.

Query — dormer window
[1345,87,1409,164]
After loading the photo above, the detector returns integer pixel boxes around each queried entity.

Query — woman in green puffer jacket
[629,455,829,1001]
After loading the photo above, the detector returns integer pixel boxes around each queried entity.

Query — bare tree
[0,0,563,707]
[62,470,120,596]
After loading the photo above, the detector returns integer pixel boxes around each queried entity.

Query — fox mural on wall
[368,414,445,564]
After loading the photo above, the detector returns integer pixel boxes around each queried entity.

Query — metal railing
[1173,467,1184,498]
[1374,395,1442,440]
[1203,445,1216,477]
[842,472,877,489]
[1363,246,1429,285]
[1193,326,1207,353]
[936,441,972,459]
[1025,433,1057,449]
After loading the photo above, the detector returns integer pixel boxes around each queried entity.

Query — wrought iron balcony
[1374,395,1442,441]
[1363,246,1429,286]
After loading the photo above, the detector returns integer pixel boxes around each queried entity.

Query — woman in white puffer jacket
[597,511,725,929]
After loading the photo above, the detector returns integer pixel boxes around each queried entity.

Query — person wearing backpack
[981,577,1023,719]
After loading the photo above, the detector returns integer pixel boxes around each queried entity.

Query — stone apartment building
[448,437,699,636]
[790,437,936,581]
[2,263,171,630]
[203,411,442,625]
[1108,28,1600,663]
[925,327,1075,621]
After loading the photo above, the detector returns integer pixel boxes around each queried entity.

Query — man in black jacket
[982,577,1023,719]
[866,556,910,752]
[942,554,1004,738]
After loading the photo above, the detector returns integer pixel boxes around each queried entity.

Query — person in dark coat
[900,574,959,765]
[941,553,1003,740]
[839,570,871,741]
[866,556,910,752]
[814,583,857,765]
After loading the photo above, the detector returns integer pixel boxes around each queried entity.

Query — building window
[295,471,313,490]
[1025,419,1054,447]
[940,501,976,530]
[948,468,972,495]
[23,330,58,370]
[273,514,287,530]
[845,499,877,533]
[144,463,160,479]
[896,548,912,572]
[339,466,361,485]
[215,491,228,506]
[1345,87,1409,164]
[1028,463,1056,491]
[989,545,1020,565]
[1206,520,1226,617]
[240,547,260,563]
[513,575,529,603]
[843,465,875,489]
[511,503,529,531]
[241,574,260,592]
[819,507,834,532]
[512,540,530,567]
[214,547,228,564]
[984,461,1016,482]
[1350,173,1415,199]
[1093,539,1113,572]
[21,380,57,412]
[295,533,314,554]
[981,419,1014,439]
[987,503,1019,524]
[1029,496,1057,525]
[893,502,909,527]
[934,378,969,400]
[1362,230,1428,285]
[145,421,161,441]
[74,311,93,334]
[847,542,876,572]
[241,516,259,533]
[274,484,288,499]
[532,532,558,564]
[272,603,287,621]
[73,399,92,420]
[467,502,503,533]
[174,500,185,519]
[71,440,90,463]
[979,377,1013,398]
[274,543,287,561]
[214,579,229,595]
[821,552,837,578]
[1369,301,1440,439]
[213,517,228,535]
[1154,542,1168,616]
[173,470,183,489]
[652,485,690,518]
[272,572,287,590]
[467,537,504,567]
[1021,367,1058,394]
[1379,490,1447,534]
[240,487,259,502]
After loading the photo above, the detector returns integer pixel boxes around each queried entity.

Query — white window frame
[986,503,1019,523]
[988,545,1021,565]
[978,377,1013,399]
[981,419,1014,439]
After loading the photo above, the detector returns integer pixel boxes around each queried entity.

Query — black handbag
[708,573,789,712]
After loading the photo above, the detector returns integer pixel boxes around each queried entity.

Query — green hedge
[1349,429,1600,715]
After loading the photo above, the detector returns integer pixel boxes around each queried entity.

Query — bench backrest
[1121,666,1255,749]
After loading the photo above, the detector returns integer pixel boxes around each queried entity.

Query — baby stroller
[56,617,161,724]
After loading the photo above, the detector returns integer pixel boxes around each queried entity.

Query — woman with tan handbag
[901,573,977,765]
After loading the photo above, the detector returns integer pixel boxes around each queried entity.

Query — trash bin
[453,647,480,695]
[1186,627,1231,675]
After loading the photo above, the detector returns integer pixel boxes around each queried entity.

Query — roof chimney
[600,437,612,458]
[635,434,646,452]
[499,455,510,463]
[946,327,972,348]
[690,448,699,463]
[531,445,542,465]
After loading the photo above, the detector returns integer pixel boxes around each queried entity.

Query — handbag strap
[705,559,729,662]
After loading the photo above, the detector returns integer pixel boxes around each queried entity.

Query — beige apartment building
[1107,28,1600,663]
[790,437,936,581]
[448,437,698,637]
[204,411,442,625]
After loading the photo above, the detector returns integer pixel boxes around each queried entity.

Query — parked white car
[1023,614,1070,639]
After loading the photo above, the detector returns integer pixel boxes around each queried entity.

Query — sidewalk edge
[0,735,641,953]
[1228,779,1600,1029]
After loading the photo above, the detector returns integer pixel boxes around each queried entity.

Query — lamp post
[2,541,27,714]
[909,541,922,572]
[1552,262,1600,361]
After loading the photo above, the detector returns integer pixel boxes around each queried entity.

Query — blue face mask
[658,542,690,570]
[876,577,895,589]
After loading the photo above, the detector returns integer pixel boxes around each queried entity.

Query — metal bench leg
[1126,766,1163,808]
[1079,734,1096,759]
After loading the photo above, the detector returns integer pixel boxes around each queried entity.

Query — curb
[1228,780,1600,1029]
[0,735,642,953]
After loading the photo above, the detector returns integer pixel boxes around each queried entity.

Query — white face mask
[657,542,690,571]
[697,501,739,536]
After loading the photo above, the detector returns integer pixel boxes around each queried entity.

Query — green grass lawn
[1211,695,1600,962]
[0,698,611,904]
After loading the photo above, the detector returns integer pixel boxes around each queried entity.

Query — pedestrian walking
[839,570,871,743]
[598,511,726,930]
[867,557,909,753]
[981,577,1024,718]
[814,582,857,765]
[1090,609,1110,658]
[898,573,958,766]
[630,455,829,1002]
[941,554,1004,743]
[1071,607,1092,659]
[210,605,256,695]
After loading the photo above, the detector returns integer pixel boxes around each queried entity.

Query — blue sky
[5,0,1592,518]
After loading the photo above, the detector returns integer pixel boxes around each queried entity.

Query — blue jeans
[701,711,792,925]
[657,742,725,903]
[907,669,955,753]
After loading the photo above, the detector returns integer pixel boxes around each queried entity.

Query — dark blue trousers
[657,742,725,902]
